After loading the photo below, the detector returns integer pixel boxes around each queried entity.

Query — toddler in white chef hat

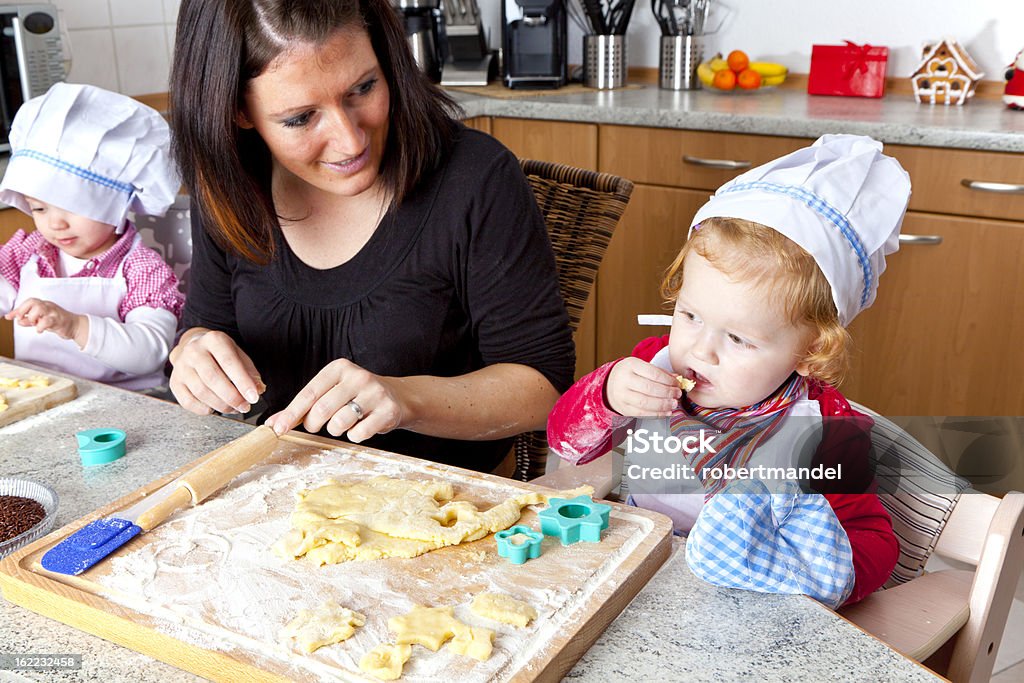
[0,83,184,390]
[547,134,910,607]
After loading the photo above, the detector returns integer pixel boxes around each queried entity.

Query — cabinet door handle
[960,179,1024,194]
[683,155,753,170]
[899,234,943,245]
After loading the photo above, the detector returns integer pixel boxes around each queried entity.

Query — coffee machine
[392,0,444,84]
[501,0,567,89]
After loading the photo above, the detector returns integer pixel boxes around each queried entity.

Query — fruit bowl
[697,50,787,93]
[0,478,58,559]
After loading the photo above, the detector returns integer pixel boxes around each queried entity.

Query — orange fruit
[712,68,737,90]
[727,50,749,73]
[737,68,762,90]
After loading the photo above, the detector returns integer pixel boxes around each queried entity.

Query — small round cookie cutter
[538,495,612,545]
[495,525,544,564]
[75,428,127,466]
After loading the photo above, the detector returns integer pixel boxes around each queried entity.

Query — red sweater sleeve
[827,493,899,605]
[546,335,670,465]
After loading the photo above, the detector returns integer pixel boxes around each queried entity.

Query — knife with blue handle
[41,426,279,575]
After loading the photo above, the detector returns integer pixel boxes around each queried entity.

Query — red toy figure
[1004,49,1024,110]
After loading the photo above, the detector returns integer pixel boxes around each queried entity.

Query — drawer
[599,125,809,190]
[887,144,1024,222]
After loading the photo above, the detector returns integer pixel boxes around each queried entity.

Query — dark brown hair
[661,217,852,386]
[170,0,461,263]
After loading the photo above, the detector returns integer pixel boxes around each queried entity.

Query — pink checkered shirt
[0,223,184,320]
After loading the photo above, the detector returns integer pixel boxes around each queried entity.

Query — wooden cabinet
[591,123,1024,416]
[844,212,1024,415]
[489,118,600,378]
[0,208,32,358]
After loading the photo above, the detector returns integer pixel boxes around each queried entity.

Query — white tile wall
[64,29,120,93]
[54,0,178,96]
[113,25,171,95]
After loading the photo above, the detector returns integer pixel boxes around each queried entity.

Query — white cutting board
[0,362,77,428]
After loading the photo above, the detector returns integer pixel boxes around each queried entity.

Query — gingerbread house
[911,38,984,105]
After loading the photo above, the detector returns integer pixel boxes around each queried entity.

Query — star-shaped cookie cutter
[538,495,611,545]
[495,525,544,564]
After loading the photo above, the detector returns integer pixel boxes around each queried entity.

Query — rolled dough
[272,476,549,565]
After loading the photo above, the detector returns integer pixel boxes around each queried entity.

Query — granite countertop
[449,83,1024,152]
[0,367,943,682]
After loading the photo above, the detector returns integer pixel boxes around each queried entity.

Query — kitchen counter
[0,365,943,682]
[450,83,1024,152]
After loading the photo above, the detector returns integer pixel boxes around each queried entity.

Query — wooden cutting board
[0,431,673,682]
[0,362,77,428]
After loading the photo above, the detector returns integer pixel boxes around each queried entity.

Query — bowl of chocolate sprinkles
[0,478,58,559]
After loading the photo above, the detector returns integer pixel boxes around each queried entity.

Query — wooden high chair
[837,408,1024,683]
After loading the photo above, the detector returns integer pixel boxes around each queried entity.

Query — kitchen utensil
[660,33,702,89]
[76,428,127,466]
[584,34,627,89]
[39,425,278,575]
[0,478,57,559]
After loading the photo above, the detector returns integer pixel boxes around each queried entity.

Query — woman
[168,0,575,472]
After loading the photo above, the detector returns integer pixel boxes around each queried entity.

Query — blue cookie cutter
[76,428,127,466]
[539,495,612,545]
[495,525,544,564]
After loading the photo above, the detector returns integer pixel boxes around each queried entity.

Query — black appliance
[501,0,567,89]
[392,0,444,84]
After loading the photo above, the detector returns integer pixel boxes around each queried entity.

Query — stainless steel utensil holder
[660,34,702,90]
[584,34,626,89]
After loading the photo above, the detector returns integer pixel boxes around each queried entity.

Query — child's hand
[5,298,87,347]
[606,357,682,417]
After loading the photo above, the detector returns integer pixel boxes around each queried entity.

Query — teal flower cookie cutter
[76,428,127,466]
[495,525,544,564]
[539,495,611,545]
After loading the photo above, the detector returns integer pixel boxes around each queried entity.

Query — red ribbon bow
[841,40,877,78]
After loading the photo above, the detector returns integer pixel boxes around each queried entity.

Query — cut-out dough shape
[279,601,366,653]
[0,375,50,389]
[470,592,538,628]
[388,605,459,651]
[272,476,563,565]
[359,643,412,681]
[449,623,495,661]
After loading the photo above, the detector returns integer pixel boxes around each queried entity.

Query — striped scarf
[670,373,806,500]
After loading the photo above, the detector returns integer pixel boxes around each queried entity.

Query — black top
[182,126,575,471]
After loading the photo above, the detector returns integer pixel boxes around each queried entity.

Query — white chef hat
[0,82,180,232]
[690,134,911,326]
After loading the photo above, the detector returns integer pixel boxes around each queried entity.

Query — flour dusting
[97,445,655,681]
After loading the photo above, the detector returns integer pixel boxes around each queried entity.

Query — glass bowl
[0,478,59,559]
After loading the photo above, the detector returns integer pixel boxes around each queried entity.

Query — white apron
[13,235,161,389]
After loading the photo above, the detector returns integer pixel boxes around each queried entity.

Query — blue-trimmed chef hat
[689,134,911,326]
[0,82,180,231]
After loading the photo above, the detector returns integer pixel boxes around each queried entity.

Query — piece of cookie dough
[273,476,560,565]
[279,601,365,653]
[448,623,495,661]
[359,643,412,681]
[470,592,538,628]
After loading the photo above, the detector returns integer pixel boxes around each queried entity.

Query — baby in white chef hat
[547,134,910,607]
[0,83,184,390]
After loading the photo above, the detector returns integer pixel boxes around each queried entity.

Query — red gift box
[808,41,889,98]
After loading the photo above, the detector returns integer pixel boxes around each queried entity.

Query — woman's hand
[5,298,87,347]
[264,358,402,441]
[606,358,681,417]
[169,328,265,415]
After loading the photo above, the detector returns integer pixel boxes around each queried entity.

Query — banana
[762,73,786,87]
[697,61,716,86]
[709,56,730,72]
[748,61,788,78]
